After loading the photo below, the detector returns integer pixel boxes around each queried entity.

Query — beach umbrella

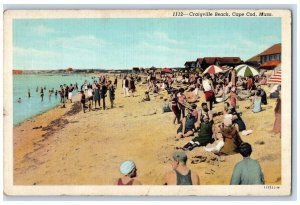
[267,70,281,84]
[235,64,259,77]
[203,65,223,74]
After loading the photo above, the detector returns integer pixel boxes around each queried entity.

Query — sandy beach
[13,79,281,185]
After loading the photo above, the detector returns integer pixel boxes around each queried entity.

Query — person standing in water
[40,88,44,102]
[28,89,31,98]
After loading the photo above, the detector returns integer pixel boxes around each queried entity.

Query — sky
[13,17,281,70]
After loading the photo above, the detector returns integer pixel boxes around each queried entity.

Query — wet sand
[13,81,281,185]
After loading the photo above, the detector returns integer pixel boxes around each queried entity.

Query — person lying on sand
[115,160,142,185]
[162,151,200,185]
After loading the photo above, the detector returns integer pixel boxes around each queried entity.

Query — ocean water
[13,74,94,126]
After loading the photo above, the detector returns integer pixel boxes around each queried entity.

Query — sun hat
[119,160,136,175]
[172,151,188,163]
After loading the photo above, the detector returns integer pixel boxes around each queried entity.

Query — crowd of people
[114,67,281,186]
[17,68,281,186]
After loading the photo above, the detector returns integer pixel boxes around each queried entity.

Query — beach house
[246,43,281,69]
[259,43,281,64]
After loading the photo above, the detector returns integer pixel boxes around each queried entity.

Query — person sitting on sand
[182,114,214,151]
[230,143,265,185]
[80,90,86,113]
[195,103,213,129]
[162,98,172,113]
[162,151,200,185]
[270,85,281,99]
[251,90,262,113]
[176,110,197,139]
[257,85,267,105]
[115,160,142,185]
[219,118,243,155]
[141,91,150,102]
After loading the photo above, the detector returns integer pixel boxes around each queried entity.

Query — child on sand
[141,91,150,102]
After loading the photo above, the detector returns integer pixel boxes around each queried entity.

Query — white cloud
[33,25,55,35]
[147,31,184,45]
[13,47,61,69]
[50,35,108,53]
[14,47,59,58]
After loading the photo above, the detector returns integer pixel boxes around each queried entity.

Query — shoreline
[13,93,81,127]
[13,83,281,185]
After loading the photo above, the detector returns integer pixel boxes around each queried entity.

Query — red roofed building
[259,43,281,64]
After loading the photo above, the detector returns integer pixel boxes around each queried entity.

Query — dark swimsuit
[175,170,193,185]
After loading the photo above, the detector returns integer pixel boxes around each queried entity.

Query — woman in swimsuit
[115,160,142,185]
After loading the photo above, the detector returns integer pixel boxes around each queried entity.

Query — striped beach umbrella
[267,70,281,84]
[235,64,259,77]
[203,65,223,74]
